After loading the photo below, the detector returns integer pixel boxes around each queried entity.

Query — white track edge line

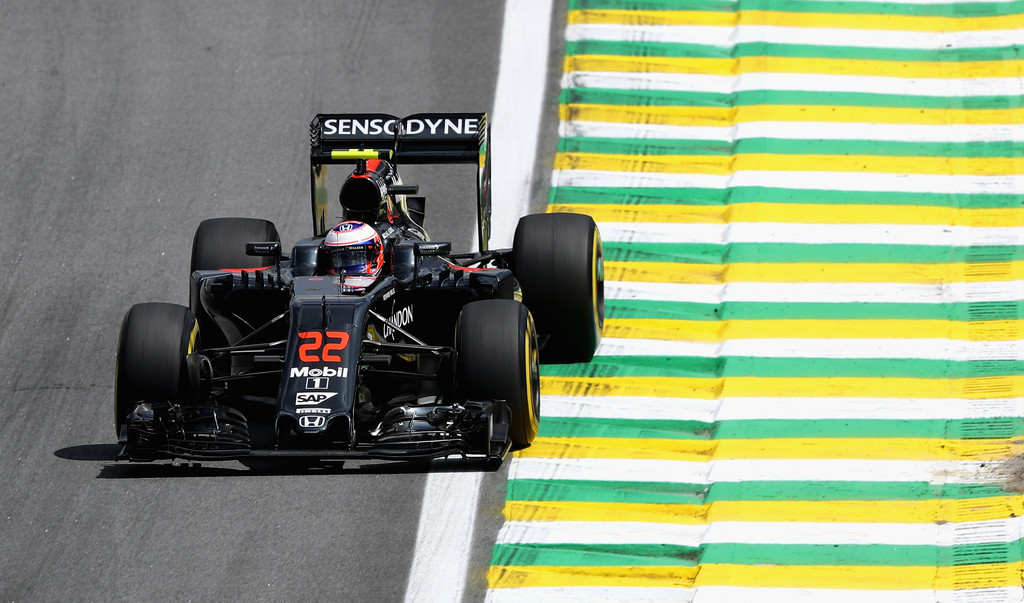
[403,2,553,602]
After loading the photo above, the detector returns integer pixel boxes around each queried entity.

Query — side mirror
[388,184,419,195]
[246,241,282,257]
[246,241,283,282]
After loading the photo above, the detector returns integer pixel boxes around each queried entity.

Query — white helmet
[324,221,384,276]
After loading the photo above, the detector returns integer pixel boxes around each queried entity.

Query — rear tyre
[455,300,540,448]
[114,303,199,438]
[189,217,281,351]
[190,217,280,273]
[513,212,604,362]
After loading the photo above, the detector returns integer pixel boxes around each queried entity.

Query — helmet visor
[330,245,374,275]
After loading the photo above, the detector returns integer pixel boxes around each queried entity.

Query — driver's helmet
[324,221,384,276]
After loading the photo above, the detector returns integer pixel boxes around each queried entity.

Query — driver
[324,220,384,280]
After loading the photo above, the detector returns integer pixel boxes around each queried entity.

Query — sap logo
[290,366,349,378]
[299,416,326,428]
[295,408,331,415]
[296,392,338,405]
[383,306,413,339]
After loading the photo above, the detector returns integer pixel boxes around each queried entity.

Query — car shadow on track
[54,443,504,478]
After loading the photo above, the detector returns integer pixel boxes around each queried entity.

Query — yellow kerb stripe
[560,104,1024,126]
[540,375,1024,399]
[604,318,1024,342]
[518,437,1020,461]
[549,203,1024,227]
[503,497,1024,524]
[489,561,1024,589]
[568,8,1024,32]
[565,55,1024,79]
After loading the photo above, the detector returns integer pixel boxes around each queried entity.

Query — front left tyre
[114,302,199,438]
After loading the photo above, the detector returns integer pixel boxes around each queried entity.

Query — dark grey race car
[113,112,603,466]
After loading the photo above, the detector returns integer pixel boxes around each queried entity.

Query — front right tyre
[455,299,540,448]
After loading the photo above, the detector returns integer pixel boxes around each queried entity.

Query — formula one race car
[113,112,603,466]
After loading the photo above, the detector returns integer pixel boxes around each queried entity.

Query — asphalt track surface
[0,2,560,601]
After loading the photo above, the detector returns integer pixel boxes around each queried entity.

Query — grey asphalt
[0,2,560,601]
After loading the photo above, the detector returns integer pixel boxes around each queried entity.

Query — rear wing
[309,113,492,251]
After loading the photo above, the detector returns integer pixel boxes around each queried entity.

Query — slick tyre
[114,303,199,438]
[456,300,540,448]
[190,217,280,273]
[513,212,604,362]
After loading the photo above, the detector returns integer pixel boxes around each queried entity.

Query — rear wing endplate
[309,113,492,251]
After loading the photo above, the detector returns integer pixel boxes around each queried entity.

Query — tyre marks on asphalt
[488,0,1024,599]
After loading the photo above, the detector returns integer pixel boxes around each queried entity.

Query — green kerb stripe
[604,242,1024,264]
[572,0,739,13]
[539,417,1024,440]
[549,186,1024,208]
[566,40,1024,63]
[505,479,1010,503]
[541,356,1024,379]
[560,136,1024,158]
[606,300,1024,321]
[491,541,1024,567]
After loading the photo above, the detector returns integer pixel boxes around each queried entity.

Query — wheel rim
[592,229,605,332]
[524,314,540,422]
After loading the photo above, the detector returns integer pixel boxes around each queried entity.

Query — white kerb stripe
[603,280,1024,304]
[567,24,1024,51]
[596,222,1024,247]
[496,518,1024,546]
[552,170,1024,195]
[541,395,1024,421]
[563,71,1024,98]
[561,120,1024,143]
